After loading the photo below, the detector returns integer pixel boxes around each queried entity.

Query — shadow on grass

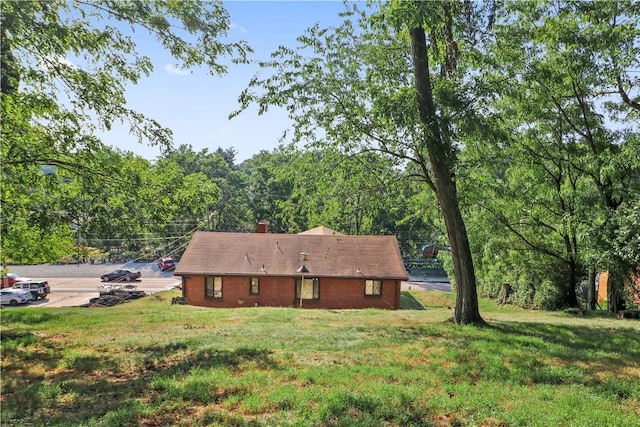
[400,291,426,310]
[0,329,41,345]
[490,321,640,361]
[1,330,124,425]
[1,309,61,325]
[138,342,277,372]
[1,330,278,426]
[352,317,640,398]
[3,310,639,426]
[450,320,640,394]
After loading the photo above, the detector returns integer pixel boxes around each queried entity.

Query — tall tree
[233,2,493,324]
[271,148,410,236]
[242,149,297,233]
[462,123,596,309]
[165,144,250,231]
[399,2,486,324]
[1,0,249,149]
[1,0,249,263]
[471,0,640,310]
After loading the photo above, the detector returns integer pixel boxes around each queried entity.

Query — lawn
[1,290,639,426]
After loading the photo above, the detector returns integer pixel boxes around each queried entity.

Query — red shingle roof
[174,231,408,280]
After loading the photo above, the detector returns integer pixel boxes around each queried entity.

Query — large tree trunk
[587,269,597,310]
[562,260,579,309]
[607,272,626,314]
[410,27,483,325]
[439,178,484,324]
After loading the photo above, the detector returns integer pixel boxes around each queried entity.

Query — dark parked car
[100,269,141,282]
[157,257,176,271]
[12,280,50,300]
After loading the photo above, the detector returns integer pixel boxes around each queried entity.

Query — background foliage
[1,0,638,310]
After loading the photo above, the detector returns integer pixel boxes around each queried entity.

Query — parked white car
[5,288,34,301]
[0,289,32,305]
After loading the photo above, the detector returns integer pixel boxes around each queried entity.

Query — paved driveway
[3,262,180,308]
[401,271,451,292]
[5,262,175,280]
[3,263,450,308]
[401,280,451,292]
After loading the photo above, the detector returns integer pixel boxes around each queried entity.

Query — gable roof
[175,231,407,280]
[297,226,344,236]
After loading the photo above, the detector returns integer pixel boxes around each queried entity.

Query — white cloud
[39,55,77,72]
[230,22,248,34]
[56,56,76,68]
[163,63,191,76]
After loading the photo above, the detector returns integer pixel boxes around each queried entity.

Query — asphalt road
[3,262,181,308]
[402,270,452,292]
[3,262,451,308]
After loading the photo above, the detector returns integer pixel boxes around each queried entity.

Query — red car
[1,273,31,288]
[157,257,176,271]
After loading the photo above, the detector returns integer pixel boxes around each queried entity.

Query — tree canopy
[233,1,492,324]
[1,0,638,315]
[1,0,249,263]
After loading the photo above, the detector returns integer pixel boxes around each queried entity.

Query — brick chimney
[257,220,268,233]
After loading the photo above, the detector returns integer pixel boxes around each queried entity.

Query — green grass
[1,290,639,426]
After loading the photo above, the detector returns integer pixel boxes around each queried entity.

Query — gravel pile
[87,290,147,307]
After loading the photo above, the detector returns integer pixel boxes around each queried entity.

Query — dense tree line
[234,0,639,317]
[1,1,638,322]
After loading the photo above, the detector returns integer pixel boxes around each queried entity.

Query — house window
[295,278,319,300]
[205,276,222,299]
[365,280,382,296]
[250,277,259,295]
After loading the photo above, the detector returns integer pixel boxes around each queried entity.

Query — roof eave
[174,271,408,280]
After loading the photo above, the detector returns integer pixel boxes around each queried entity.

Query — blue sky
[102,1,354,163]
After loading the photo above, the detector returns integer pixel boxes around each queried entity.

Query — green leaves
[1,0,250,262]
[462,0,640,309]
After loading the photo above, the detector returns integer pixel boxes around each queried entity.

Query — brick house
[174,225,407,309]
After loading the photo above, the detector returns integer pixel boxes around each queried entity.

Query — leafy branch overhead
[1,0,250,265]
[1,0,251,160]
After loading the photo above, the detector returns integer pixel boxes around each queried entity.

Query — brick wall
[182,275,400,309]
